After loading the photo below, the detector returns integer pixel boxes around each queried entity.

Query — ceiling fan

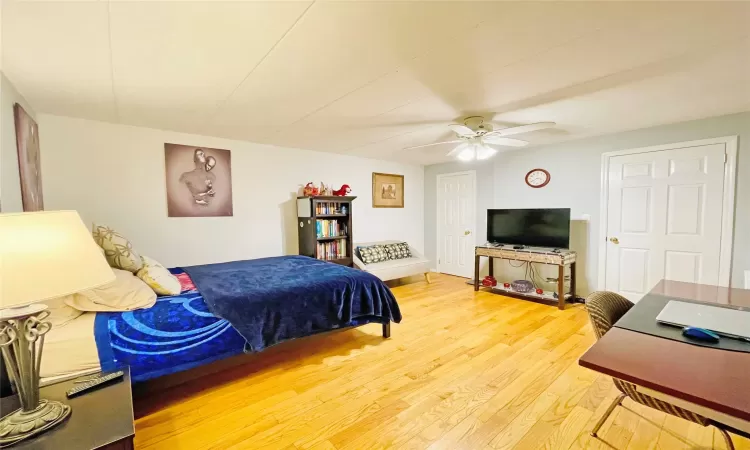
[404,116,555,161]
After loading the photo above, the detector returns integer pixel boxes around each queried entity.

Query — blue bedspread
[182,256,401,352]
[94,269,246,382]
[94,259,400,382]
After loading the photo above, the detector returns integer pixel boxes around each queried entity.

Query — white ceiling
[3,1,749,165]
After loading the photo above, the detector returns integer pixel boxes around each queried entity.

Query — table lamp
[0,211,115,446]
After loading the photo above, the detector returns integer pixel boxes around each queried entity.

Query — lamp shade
[0,211,115,308]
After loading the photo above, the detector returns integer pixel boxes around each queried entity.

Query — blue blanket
[94,269,247,382]
[182,256,401,352]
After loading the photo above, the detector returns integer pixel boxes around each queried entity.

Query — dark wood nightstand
[0,368,134,449]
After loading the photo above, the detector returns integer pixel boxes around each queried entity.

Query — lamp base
[0,399,71,447]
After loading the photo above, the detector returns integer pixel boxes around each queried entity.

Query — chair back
[585,291,634,340]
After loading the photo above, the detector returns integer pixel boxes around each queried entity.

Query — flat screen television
[487,208,571,249]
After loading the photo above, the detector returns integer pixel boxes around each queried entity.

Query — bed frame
[0,320,394,398]
[128,320,393,396]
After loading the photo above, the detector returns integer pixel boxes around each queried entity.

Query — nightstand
[0,368,134,450]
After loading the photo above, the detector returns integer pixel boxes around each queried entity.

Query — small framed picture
[372,172,404,208]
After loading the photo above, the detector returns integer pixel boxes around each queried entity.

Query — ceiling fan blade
[482,136,529,147]
[446,143,470,157]
[403,139,464,150]
[485,122,555,137]
[448,124,476,137]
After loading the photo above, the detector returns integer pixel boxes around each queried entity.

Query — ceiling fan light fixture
[476,145,497,160]
[457,146,475,161]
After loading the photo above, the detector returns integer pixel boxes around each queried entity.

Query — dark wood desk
[579,281,750,432]
[0,368,134,449]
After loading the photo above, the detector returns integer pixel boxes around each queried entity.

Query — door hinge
[724,153,728,163]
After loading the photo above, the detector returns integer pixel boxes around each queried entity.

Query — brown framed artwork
[14,103,44,211]
[372,172,404,208]
[165,143,233,217]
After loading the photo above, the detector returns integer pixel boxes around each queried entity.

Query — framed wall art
[372,172,404,208]
[14,103,44,211]
[165,143,233,217]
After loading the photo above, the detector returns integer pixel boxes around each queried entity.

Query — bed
[39,256,401,384]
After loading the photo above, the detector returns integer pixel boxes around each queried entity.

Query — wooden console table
[474,245,577,310]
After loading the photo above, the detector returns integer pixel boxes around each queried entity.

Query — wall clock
[525,168,550,188]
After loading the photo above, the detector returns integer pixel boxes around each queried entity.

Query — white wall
[425,111,750,292]
[39,114,424,267]
[0,71,37,212]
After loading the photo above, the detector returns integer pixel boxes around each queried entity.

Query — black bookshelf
[297,195,356,267]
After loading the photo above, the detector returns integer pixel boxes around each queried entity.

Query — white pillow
[41,296,83,328]
[65,268,156,312]
[137,256,181,296]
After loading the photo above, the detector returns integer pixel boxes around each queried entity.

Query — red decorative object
[303,182,319,197]
[536,288,544,295]
[333,184,352,196]
[503,282,511,289]
[482,276,497,287]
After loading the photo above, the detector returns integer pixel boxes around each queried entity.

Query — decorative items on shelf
[303,182,319,197]
[482,276,497,287]
[302,182,349,197]
[511,279,534,293]
[333,184,351,196]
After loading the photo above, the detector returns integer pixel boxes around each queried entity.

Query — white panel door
[605,144,726,301]
[437,171,476,278]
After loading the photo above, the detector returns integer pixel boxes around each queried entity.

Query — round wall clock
[525,168,550,188]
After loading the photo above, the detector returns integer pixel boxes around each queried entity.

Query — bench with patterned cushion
[384,242,411,260]
[353,241,430,283]
[358,245,390,264]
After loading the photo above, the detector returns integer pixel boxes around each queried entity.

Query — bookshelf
[297,195,356,267]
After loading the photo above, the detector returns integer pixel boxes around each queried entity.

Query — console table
[474,245,577,310]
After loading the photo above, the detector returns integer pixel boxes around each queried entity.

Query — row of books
[316,220,347,238]
[316,202,345,215]
[317,241,347,260]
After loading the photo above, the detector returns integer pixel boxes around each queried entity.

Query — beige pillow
[92,224,143,273]
[65,268,156,312]
[41,296,84,328]
[137,256,181,296]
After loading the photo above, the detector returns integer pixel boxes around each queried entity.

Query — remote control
[66,371,124,398]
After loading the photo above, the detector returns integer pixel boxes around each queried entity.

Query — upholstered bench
[353,240,431,283]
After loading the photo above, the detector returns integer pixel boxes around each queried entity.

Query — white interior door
[437,171,476,278]
[605,143,727,301]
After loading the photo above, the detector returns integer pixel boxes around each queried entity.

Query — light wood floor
[133,274,750,450]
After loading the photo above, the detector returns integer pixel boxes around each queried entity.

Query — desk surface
[0,368,134,449]
[579,281,750,422]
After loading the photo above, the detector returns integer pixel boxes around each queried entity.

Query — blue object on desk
[682,327,721,343]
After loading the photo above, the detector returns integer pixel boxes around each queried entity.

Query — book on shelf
[315,201,348,215]
[316,219,348,238]
[316,240,347,260]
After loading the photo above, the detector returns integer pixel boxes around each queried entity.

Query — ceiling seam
[339,25,611,153]
[105,1,120,122]
[282,20,488,131]
[209,0,316,122]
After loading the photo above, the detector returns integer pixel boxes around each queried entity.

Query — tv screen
[487,208,571,249]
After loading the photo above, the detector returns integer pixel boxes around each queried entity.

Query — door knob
[609,237,619,244]
[464,230,471,235]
